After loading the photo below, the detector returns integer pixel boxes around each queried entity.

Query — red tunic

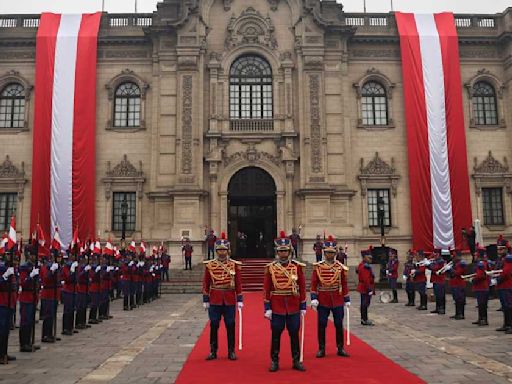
[428,259,446,284]
[356,262,375,294]
[310,260,349,308]
[40,264,60,300]
[61,264,76,294]
[386,259,399,279]
[77,265,89,294]
[89,268,100,293]
[497,262,512,290]
[202,259,242,305]
[449,261,467,288]
[18,264,36,303]
[471,267,489,292]
[412,265,427,283]
[263,260,306,315]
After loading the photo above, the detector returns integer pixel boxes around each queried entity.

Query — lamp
[121,195,128,245]
[377,195,385,246]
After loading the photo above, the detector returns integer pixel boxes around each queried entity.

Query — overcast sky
[0,0,509,14]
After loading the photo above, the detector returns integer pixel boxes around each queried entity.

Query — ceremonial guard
[205,230,217,261]
[471,249,490,326]
[120,252,132,310]
[0,259,17,363]
[310,236,350,358]
[61,251,78,335]
[263,231,306,372]
[99,255,113,320]
[412,251,428,310]
[182,238,193,270]
[40,252,61,342]
[446,251,467,320]
[88,254,101,324]
[18,255,38,351]
[427,250,446,314]
[357,249,375,325]
[75,254,91,329]
[313,235,323,262]
[403,252,416,306]
[202,232,242,361]
[386,249,399,303]
[496,252,512,333]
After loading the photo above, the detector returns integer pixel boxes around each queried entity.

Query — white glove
[84,265,91,271]
[411,269,416,275]
[445,265,452,271]
[152,273,155,277]
[369,291,374,296]
[115,267,119,271]
[203,302,210,310]
[30,268,40,278]
[128,261,134,266]
[237,302,244,309]
[139,261,145,267]
[345,301,351,307]
[385,270,390,276]
[310,299,319,309]
[300,310,307,317]
[50,263,59,272]
[264,309,272,320]
[108,266,114,272]
[3,267,14,279]
[402,275,407,281]
[72,261,79,269]
[70,264,76,273]
[424,260,432,266]
[95,266,101,273]
[490,278,497,286]
[149,266,154,272]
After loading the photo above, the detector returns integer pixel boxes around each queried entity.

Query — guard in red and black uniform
[0,259,18,363]
[61,251,78,335]
[75,253,91,329]
[496,253,512,333]
[40,251,62,343]
[386,249,399,303]
[357,249,375,325]
[403,252,416,306]
[88,254,101,324]
[202,232,242,361]
[263,231,306,372]
[313,235,323,263]
[18,256,39,352]
[412,251,428,311]
[427,249,446,315]
[99,255,113,321]
[446,251,467,320]
[310,236,350,358]
[471,249,490,326]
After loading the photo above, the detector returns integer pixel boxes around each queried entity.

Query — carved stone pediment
[473,151,508,174]
[225,7,277,50]
[103,155,146,200]
[0,155,24,178]
[0,155,27,200]
[107,154,143,178]
[223,144,281,167]
[360,152,394,175]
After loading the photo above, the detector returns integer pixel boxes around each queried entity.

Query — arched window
[361,81,388,126]
[0,83,25,128]
[114,82,141,127]
[472,81,497,125]
[229,55,272,120]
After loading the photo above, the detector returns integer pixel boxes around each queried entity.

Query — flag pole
[102,0,105,12]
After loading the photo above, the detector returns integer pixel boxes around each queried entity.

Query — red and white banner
[396,13,472,251]
[30,13,101,247]
[7,216,17,250]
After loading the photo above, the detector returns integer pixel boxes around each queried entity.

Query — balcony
[229,119,274,132]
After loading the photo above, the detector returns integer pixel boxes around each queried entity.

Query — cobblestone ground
[1,291,511,384]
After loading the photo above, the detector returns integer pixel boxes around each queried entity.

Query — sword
[346,306,351,346]
[238,307,243,350]
[300,312,305,362]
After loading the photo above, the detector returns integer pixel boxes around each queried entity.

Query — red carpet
[175,292,426,384]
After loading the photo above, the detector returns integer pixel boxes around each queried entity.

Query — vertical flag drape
[396,12,472,251]
[30,13,101,246]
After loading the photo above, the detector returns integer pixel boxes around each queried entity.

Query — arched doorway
[228,167,276,258]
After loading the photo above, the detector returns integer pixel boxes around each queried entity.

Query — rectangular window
[482,187,504,225]
[0,193,17,232]
[112,192,136,232]
[367,189,391,227]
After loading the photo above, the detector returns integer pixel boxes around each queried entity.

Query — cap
[215,232,230,251]
[323,235,337,253]
[274,231,291,251]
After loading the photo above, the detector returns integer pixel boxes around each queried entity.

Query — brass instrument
[461,273,476,280]
[414,258,431,267]
[436,261,453,275]
[486,269,503,277]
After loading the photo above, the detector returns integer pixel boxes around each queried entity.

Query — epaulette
[337,261,349,271]
[292,260,306,267]
[265,260,277,268]
[202,260,212,265]
[313,261,324,266]
[230,259,242,265]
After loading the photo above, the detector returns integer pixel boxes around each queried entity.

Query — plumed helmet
[215,232,230,251]
[323,235,337,253]
[274,230,291,251]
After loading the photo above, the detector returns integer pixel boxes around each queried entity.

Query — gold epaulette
[292,260,306,267]
[230,259,242,265]
[313,261,324,266]
[336,261,349,271]
[202,260,211,265]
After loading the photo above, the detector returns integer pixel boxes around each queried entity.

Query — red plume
[220,232,226,240]
[279,230,286,239]
[368,245,373,250]
[328,235,334,241]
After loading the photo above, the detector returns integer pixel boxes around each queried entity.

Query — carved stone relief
[223,143,281,167]
[104,154,145,200]
[473,151,512,196]
[0,155,26,200]
[358,153,400,197]
[225,7,277,50]
[181,75,193,175]
[309,74,322,173]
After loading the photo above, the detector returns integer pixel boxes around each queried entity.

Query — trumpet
[436,261,453,275]
[486,269,503,277]
[415,258,431,267]
[461,273,476,280]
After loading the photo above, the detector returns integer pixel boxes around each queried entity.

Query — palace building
[0,0,511,264]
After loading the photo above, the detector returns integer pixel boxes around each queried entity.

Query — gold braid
[208,260,236,288]
[316,262,342,294]
[269,262,299,296]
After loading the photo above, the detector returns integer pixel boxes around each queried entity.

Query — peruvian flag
[128,240,136,253]
[51,226,63,251]
[7,216,16,250]
[396,13,472,250]
[0,234,7,255]
[71,227,80,250]
[30,13,102,247]
[93,239,101,254]
[104,238,114,256]
[140,241,146,255]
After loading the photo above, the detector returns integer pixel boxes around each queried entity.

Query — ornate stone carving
[267,0,279,11]
[473,151,508,174]
[105,68,149,100]
[104,155,145,200]
[0,155,24,178]
[0,155,27,200]
[223,144,281,167]
[309,75,322,173]
[225,7,277,50]
[181,75,193,175]
[223,0,232,11]
[107,154,143,178]
[360,152,395,175]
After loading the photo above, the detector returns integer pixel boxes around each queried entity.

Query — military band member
[357,249,375,325]
[446,251,467,320]
[471,249,490,326]
[310,236,350,358]
[403,252,416,306]
[496,253,512,333]
[202,232,242,361]
[263,231,306,372]
[386,249,399,303]
[412,251,428,311]
[428,250,446,315]
[313,235,323,263]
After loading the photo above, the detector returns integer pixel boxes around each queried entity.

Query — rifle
[6,245,14,341]
[31,226,39,348]
[52,248,59,340]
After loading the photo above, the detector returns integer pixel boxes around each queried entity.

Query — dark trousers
[185,256,192,270]
[207,247,215,260]
[0,307,12,358]
[270,313,301,362]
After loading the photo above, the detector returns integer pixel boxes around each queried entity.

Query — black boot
[361,307,374,326]
[479,305,489,326]
[391,290,398,303]
[62,313,73,336]
[123,296,129,310]
[497,308,511,331]
[438,296,445,314]
[454,303,464,320]
[41,319,55,342]
[227,323,237,360]
[290,331,305,371]
[417,294,427,310]
[450,302,458,319]
[335,325,349,357]
[316,326,326,358]
[269,329,280,372]
[88,308,99,324]
[19,326,34,352]
[206,324,218,360]
[473,305,482,324]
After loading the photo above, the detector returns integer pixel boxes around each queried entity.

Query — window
[472,81,497,125]
[0,193,17,232]
[0,83,25,128]
[112,192,136,232]
[361,81,388,125]
[367,189,391,227]
[229,55,272,120]
[114,82,141,127]
[482,187,504,225]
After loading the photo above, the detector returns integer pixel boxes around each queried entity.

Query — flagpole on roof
[102,0,105,12]
[391,0,394,12]
[135,0,138,13]
[363,0,367,13]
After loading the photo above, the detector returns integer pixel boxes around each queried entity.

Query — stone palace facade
[1,0,512,265]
